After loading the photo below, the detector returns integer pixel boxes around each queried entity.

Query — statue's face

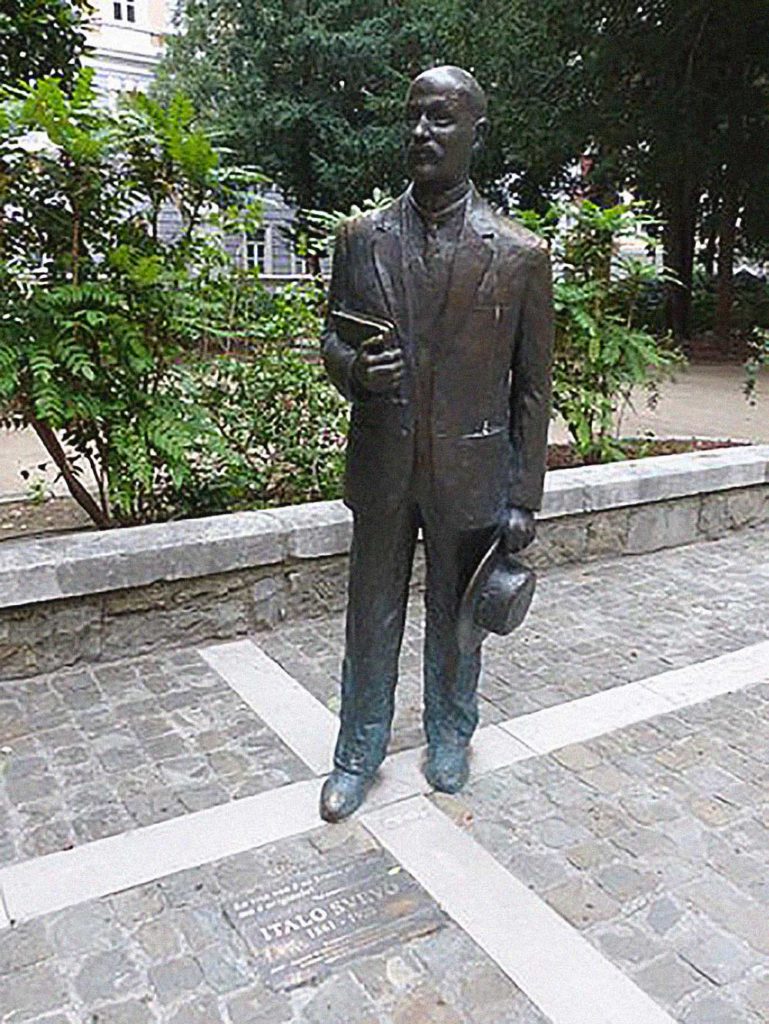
[405,72,481,190]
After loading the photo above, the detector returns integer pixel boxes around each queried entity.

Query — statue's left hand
[502,506,535,554]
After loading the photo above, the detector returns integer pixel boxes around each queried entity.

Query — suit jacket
[322,186,554,529]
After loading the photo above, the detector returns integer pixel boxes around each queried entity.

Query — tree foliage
[0,0,87,87]
[457,0,769,340]
[162,0,769,343]
[157,0,448,213]
[586,1,769,341]
[431,0,598,209]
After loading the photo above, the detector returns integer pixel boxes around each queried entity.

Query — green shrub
[0,71,345,526]
[171,348,346,516]
[520,200,685,461]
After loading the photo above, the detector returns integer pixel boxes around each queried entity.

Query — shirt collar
[407,182,471,228]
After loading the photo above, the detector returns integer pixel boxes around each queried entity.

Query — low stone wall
[1,446,768,679]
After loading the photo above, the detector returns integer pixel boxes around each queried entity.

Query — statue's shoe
[320,769,372,822]
[424,743,470,794]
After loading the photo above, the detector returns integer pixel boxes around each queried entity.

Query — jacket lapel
[371,196,408,333]
[438,189,495,337]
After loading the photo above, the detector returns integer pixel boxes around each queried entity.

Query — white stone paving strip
[363,795,677,1024]
[0,778,323,923]
[0,725,527,927]
[641,640,769,708]
[500,681,673,754]
[500,639,769,754]
[200,639,339,775]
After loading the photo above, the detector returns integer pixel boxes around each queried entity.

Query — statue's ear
[473,117,489,155]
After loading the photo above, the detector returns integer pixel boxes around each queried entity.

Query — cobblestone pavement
[261,525,769,749]
[0,827,547,1024]
[2,526,769,1022]
[0,649,311,867]
[442,683,769,1023]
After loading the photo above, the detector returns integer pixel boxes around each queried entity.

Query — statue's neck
[411,178,471,218]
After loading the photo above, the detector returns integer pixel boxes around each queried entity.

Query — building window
[113,1,136,23]
[290,245,309,277]
[244,229,270,273]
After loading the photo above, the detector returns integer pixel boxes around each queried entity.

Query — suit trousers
[333,499,497,777]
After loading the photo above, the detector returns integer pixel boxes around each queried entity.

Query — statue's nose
[412,115,430,141]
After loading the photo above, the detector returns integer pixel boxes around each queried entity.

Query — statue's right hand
[352,331,404,393]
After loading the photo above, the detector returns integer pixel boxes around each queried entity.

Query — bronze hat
[457,537,536,654]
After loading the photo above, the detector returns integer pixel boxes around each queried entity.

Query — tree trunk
[714,183,739,348]
[663,183,698,341]
[30,419,110,528]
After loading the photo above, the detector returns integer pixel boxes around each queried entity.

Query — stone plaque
[223,850,446,989]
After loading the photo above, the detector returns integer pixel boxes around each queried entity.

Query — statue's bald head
[405,65,488,192]
[408,66,488,122]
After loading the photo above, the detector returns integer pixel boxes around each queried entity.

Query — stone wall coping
[539,443,769,519]
[1,445,767,611]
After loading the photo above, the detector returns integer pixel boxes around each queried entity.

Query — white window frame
[243,227,272,274]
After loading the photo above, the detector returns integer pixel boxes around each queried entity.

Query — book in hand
[331,309,395,350]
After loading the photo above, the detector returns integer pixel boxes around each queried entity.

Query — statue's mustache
[408,143,440,160]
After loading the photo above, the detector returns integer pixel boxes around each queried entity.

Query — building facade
[84,0,171,103]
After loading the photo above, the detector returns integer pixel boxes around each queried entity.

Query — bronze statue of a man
[320,66,554,821]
